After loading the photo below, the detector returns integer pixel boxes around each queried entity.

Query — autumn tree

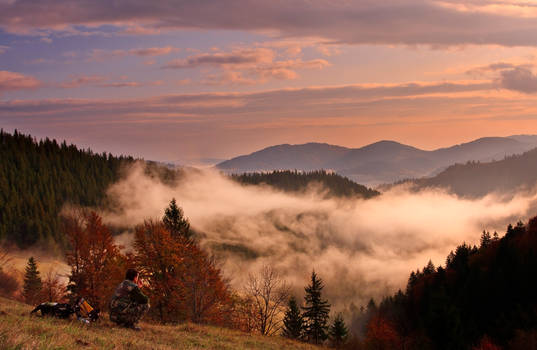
[41,270,66,302]
[282,296,304,340]
[23,257,43,305]
[64,210,124,309]
[329,313,348,348]
[0,247,18,298]
[133,219,186,323]
[245,265,290,335]
[302,270,330,344]
[182,244,231,325]
[163,198,191,240]
[364,314,402,350]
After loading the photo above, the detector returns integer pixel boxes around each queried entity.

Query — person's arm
[129,286,149,304]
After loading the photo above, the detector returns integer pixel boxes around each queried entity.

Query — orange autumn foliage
[133,220,231,325]
[364,314,402,350]
[472,335,502,350]
[64,210,125,309]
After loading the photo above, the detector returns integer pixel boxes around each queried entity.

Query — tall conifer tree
[163,198,191,240]
[329,313,348,347]
[23,256,42,305]
[302,270,330,344]
[282,296,304,340]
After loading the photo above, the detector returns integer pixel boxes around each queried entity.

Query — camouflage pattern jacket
[109,280,149,313]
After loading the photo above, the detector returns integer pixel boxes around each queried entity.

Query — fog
[102,163,537,312]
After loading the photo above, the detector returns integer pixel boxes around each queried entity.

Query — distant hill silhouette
[412,147,537,197]
[217,136,537,186]
[231,170,379,199]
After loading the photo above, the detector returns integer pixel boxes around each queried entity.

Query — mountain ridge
[216,135,537,186]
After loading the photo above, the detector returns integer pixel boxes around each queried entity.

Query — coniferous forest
[362,218,537,350]
[232,170,380,199]
[0,130,135,248]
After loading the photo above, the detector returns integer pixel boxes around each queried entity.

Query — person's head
[125,268,139,282]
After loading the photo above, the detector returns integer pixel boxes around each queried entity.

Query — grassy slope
[0,297,319,350]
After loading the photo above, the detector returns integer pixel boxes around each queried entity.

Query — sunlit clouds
[1,0,537,162]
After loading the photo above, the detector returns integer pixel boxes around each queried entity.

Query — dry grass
[0,297,320,350]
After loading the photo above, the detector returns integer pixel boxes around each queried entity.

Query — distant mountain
[231,170,379,199]
[216,135,537,186]
[412,147,537,197]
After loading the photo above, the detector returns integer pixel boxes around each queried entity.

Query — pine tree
[282,296,304,340]
[23,257,42,305]
[302,270,331,344]
[329,313,349,348]
[163,198,191,240]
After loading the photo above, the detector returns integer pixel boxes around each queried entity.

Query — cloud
[164,47,330,84]
[498,66,537,94]
[128,46,178,56]
[0,45,9,54]
[89,46,178,61]
[99,164,537,312]
[1,1,537,47]
[59,75,106,88]
[163,48,275,69]
[467,62,537,93]
[0,71,41,93]
[98,81,142,88]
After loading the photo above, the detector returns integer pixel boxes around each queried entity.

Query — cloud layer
[2,1,537,47]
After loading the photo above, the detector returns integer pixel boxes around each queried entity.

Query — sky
[1,0,537,164]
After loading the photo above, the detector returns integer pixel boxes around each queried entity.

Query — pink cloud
[59,75,106,88]
[0,71,41,93]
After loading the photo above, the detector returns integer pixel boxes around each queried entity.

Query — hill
[0,130,137,248]
[0,297,317,350]
[369,216,537,349]
[413,147,537,197]
[231,170,380,199]
[216,136,537,186]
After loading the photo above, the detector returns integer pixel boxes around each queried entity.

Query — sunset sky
[1,0,537,164]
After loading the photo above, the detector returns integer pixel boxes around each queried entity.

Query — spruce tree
[282,296,304,340]
[163,198,191,240]
[329,313,348,347]
[23,257,42,305]
[302,270,330,344]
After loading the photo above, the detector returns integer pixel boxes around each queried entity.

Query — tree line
[232,170,380,199]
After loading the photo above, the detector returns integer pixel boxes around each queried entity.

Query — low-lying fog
[102,163,537,313]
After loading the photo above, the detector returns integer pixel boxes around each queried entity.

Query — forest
[232,170,379,199]
[413,147,537,197]
[0,129,135,248]
[360,218,537,350]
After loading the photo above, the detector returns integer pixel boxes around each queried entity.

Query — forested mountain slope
[231,170,379,199]
[0,130,135,248]
[413,147,537,197]
[371,216,537,349]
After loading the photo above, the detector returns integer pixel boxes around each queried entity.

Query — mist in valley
[98,163,537,315]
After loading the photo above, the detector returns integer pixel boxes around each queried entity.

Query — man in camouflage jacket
[109,268,149,330]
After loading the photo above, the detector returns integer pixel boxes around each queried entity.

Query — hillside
[231,170,380,199]
[370,216,537,349]
[0,297,317,350]
[216,136,537,186]
[0,130,136,248]
[413,147,537,197]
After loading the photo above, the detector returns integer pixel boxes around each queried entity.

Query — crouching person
[109,268,150,331]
